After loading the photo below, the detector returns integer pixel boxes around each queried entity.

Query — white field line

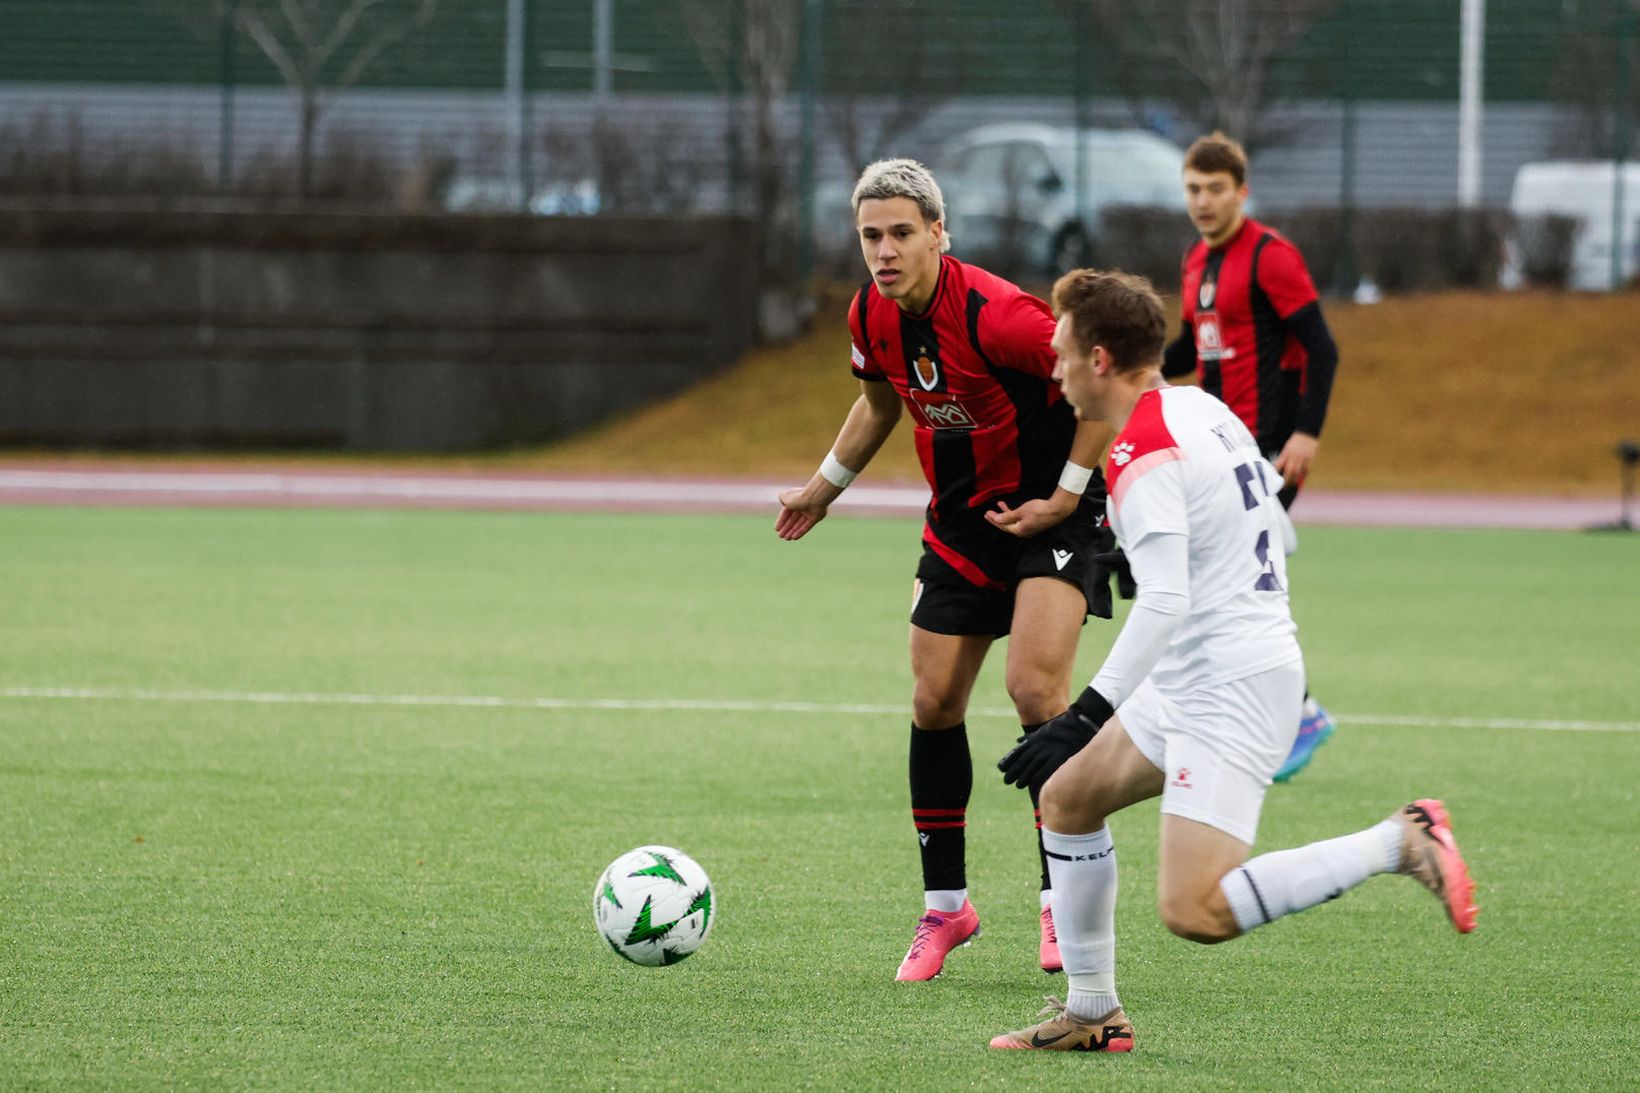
[0,685,1636,734]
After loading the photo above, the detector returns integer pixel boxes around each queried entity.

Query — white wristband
[1058,460,1094,495]
[819,450,859,489]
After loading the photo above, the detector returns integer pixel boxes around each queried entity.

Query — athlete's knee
[1157,887,1239,944]
[1039,768,1104,833]
[1004,666,1067,724]
[911,685,967,731]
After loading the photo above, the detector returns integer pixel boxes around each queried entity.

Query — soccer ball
[593,845,716,966]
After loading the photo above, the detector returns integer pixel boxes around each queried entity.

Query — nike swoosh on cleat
[1030,1030,1072,1048]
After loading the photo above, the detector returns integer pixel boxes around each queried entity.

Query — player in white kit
[986,270,1477,1053]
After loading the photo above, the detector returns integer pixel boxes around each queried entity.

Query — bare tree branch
[1087,0,1336,151]
[819,0,962,174]
[678,0,734,90]
[333,0,437,91]
[677,0,801,282]
[160,0,440,198]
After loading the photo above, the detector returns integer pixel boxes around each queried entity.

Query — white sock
[1039,888,1052,911]
[925,888,967,913]
[1220,818,1402,934]
[1044,826,1120,1019]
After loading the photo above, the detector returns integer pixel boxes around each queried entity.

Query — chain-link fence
[2,0,1636,289]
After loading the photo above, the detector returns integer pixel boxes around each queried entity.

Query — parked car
[934,124,1185,276]
[1500,160,1640,291]
[442,176,602,217]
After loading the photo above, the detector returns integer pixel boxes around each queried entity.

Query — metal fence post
[506,0,530,211]
[218,1,236,191]
[1457,0,1485,208]
[1073,2,1090,256]
[798,0,821,281]
[1611,0,1634,290]
[727,3,744,213]
[1334,0,1359,295]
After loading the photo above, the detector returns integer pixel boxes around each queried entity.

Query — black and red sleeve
[848,285,887,382]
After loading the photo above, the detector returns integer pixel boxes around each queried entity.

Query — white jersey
[1102,385,1300,695]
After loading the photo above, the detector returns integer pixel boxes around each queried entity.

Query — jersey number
[1235,462,1284,592]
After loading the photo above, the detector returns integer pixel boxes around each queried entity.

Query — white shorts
[1117,660,1305,845]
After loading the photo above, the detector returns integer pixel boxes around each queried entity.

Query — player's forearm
[830,389,901,472]
[1088,532,1190,707]
[1161,331,1197,379]
[1046,419,1112,512]
[1067,418,1111,471]
[1286,302,1338,437]
[797,390,901,502]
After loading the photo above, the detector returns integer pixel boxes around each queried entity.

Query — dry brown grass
[527,289,1640,496]
[9,290,1634,496]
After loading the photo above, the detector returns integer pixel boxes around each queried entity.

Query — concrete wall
[0,205,757,450]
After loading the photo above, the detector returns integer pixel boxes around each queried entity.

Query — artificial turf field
[1,504,1636,1089]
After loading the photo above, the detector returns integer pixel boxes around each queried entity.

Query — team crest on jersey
[1198,278,1216,310]
[1111,441,1135,466]
[914,346,940,391]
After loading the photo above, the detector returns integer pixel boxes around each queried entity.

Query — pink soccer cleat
[895,901,981,981]
[1039,904,1062,974]
[1393,798,1479,933]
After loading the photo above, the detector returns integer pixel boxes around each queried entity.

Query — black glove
[1095,546,1136,601]
[997,686,1115,791]
[1086,523,1134,619]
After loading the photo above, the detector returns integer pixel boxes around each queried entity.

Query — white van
[1500,160,1640,291]
[935,124,1185,276]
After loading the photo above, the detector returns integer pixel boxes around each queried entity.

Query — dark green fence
[0,1,1635,287]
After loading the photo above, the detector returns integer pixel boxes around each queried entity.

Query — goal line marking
[1,685,1636,734]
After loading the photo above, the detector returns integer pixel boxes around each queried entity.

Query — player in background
[988,270,1476,1053]
[1162,132,1340,783]
[776,159,1116,982]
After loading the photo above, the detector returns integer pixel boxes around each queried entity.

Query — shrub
[1095,205,1197,290]
[1349,207,1508,292]
[0,112,211,198]
[1511,214,1579,289]
[1270,206,1510,294]
[1266,208,1351,294]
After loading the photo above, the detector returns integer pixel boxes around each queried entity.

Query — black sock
[1022,721,1051,894]
[909,722,970,893]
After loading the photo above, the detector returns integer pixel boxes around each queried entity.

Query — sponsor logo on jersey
[1052,549,1073,571]
[1111,442,1135,467]
[920,399,976,429]
[914,345,940,390]
[1195,311,1227,360]
[850,342,866,369]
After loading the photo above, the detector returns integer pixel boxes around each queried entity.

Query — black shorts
[910,494,1115,637]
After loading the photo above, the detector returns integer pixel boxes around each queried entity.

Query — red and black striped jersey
[1178,218,1321,452]
[848,255,1077,525]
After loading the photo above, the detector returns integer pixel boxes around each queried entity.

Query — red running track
[0,460,1626,530]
